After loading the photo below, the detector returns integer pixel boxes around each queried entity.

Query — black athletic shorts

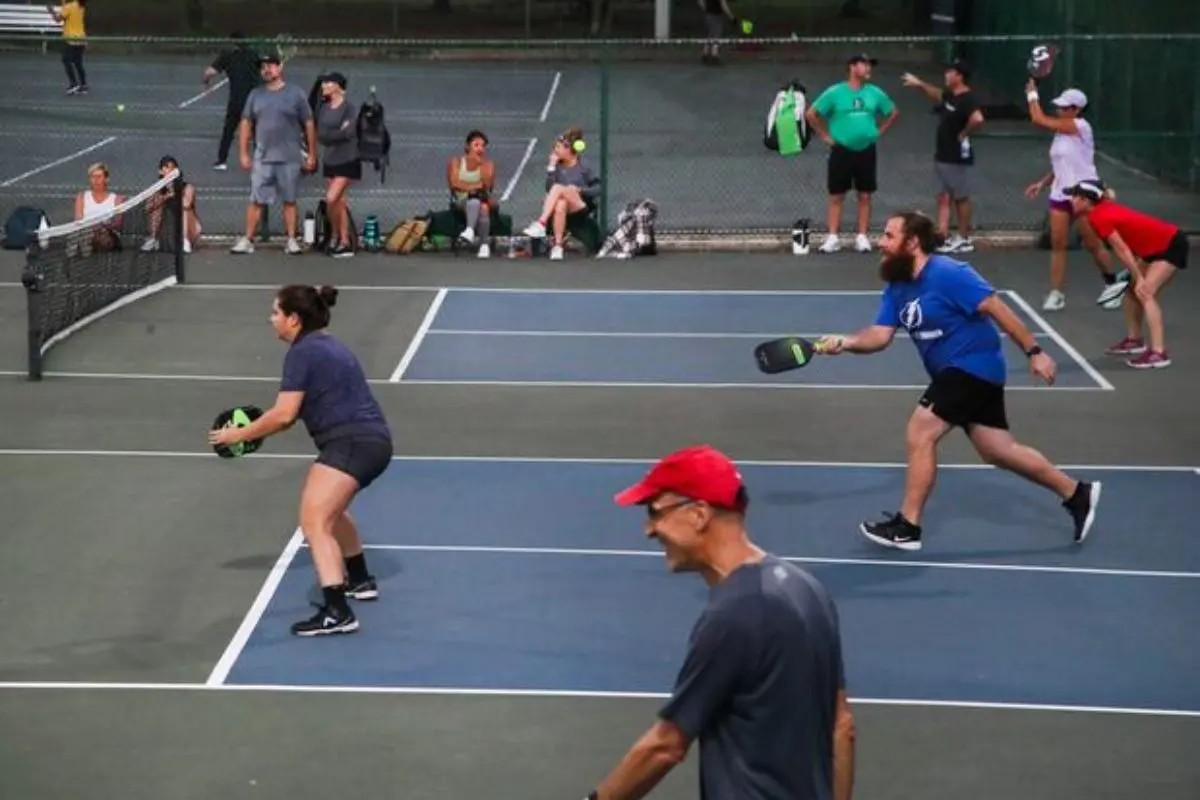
[1145,230,1189,271]
[919,367,1008,430]
[316,435,393,489]
[827,143,878,195]
[323,160,363,180]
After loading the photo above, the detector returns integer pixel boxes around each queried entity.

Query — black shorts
[919,368,1008,431]
[323,160,363,181]
[827,143,878,195]
[315,435,393,489]
[1145,231,1189,271]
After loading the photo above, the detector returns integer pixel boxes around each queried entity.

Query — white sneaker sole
[858,523,922,551]
[1075,482,1101,543]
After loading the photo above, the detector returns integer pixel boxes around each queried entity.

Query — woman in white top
[73,162,125,250]
[1023,83,1127,311]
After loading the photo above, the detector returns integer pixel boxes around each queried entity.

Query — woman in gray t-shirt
[521,126,601,260]
[315,71,360,257]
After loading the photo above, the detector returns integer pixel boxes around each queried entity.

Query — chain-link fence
[1,33,1197,243]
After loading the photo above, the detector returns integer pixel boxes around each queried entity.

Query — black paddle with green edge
[754,336,833,374]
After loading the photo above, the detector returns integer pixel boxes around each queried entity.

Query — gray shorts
[705,13,726,40]
[251,160,301,206]
[934,162,972,199]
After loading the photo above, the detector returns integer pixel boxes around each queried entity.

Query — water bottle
[302,211,316,245]
[792,218,810,256]
[363,215,380,251]
[961,137,971,160]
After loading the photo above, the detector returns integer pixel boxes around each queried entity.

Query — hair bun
[316,285,339,307]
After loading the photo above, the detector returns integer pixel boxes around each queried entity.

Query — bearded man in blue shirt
[817,211,1101,551]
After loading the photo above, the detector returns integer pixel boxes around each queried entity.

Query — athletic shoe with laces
[290,602,359,637]
[1127,350,1171,369]
[1062,481,1101,543]
[344,577,379,601]
[1106,336,1145,356]
[858,512,923,551]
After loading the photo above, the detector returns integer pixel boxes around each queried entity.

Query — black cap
[946,59,970,79]
[260,53,281,65]
[848,53,878,66]
[319,71,347,88]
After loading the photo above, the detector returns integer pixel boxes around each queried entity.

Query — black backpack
[3,206,49,250]
[357,92,391,182]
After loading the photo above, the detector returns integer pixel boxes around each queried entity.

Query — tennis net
[20,168,187,380]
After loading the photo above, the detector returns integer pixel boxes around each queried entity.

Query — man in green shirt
[806,53,899,254]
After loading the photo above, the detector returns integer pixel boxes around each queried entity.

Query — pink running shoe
[1107,336,1146,356]
[1126,350,1171,369]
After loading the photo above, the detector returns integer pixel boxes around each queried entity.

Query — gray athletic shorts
[251,160,302,206]
[705,13,726,39]
[934,162,972,199]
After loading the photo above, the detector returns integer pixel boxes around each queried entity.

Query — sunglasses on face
[646,498,696,521]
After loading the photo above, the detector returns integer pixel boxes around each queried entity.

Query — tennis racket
[211,406,266,459]
[754,336,826,374]
[1027,44,1058,80]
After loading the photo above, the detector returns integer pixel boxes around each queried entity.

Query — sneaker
[1096,278,1130,307]
[1042,289,1066,311]
[549,244,564,261]
[230,236,254,254]
[183,239,192,254]
[938,234,974,254]
[290,603,359,637]
[458,228,477,245]
[523,220,547,238]
[329,241,354,258]
[477,242,491,259]
[66,85,80,95]
[1062,481,1101,543]
[345,577,379,601]
[212,162,228,171]
[854,233,872,253]
[858,512,922,551]
[1126,350,1171,369]
[1106,336,1146,356]
[285,237,303,255]
[819,235,842,254]
[140,238,159,252]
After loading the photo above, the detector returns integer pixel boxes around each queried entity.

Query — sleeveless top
[451,156,484,202]
[1048,118,1098,202]
[81,190,117,221]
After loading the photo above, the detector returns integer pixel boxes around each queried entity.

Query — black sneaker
[329,241,354,258]
[290,603,359,637]
[1063,481,1101,543]
[344,577,379,601]
[859,512,923,551]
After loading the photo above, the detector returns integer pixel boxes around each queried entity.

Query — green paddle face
[226,408,252,457]
[211,405,265,459]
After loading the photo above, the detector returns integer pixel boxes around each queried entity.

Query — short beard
[880,251,916,283]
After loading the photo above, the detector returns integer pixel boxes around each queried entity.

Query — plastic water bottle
[792,218,810,256]
[961,137,971,160]
[302,211,316,245]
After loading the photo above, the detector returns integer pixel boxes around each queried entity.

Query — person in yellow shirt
[49,1,88,94]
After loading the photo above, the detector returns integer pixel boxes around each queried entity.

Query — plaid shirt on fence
[598,199,658,258]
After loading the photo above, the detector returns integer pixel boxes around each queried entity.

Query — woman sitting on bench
[448,130,496,257]
[523,126,600,261]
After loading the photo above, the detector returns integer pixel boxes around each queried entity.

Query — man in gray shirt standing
[583,445,858,800]
[231,53,316,255]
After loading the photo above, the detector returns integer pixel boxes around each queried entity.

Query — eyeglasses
[646,498,696,521]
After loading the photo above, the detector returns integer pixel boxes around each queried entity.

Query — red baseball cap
[614,445,746,510]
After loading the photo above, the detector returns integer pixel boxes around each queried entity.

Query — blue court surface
[220,459,1200,713]
[397,289,1110,389]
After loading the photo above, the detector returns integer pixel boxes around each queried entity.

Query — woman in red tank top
[1067,180,1188,369]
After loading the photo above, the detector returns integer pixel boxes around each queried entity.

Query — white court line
[358,543,1200,580]
[426,328,1052,341]
[539,71,562,122]
[1003,290,1115,391]
[0,136,117,187]
[500,137,538,202]
[0,370,1106,390]
[0,449,1194,472]
[204,528,304,686]
[389,288,448,383]
[0,681,1196,717]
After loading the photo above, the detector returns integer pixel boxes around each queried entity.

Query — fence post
[598,43,611,234]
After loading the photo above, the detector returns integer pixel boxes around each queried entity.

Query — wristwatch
[1025,345,1043,358]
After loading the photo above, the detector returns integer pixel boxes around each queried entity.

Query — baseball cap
[614,445,747,511]
[319,71,347,88]
[946,59,970,79]
[1051,88,1088,108]
[847,53,878,66]
[260,53,282,65]
[1064,179,1107,202]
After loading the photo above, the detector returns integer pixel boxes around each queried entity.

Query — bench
[0,4,64,53]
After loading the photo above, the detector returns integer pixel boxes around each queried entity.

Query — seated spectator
[448,129,496,257]
[143,155,202,253]
[522,127,600,260]
[73,162,124,251]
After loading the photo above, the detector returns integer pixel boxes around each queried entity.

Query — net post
[598,42,611,234]
[21,247,45,382]
[171,170,186,283]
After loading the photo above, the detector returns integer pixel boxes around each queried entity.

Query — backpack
[764,81,811,156]
[4,206,50,250]
[357,94,391,182]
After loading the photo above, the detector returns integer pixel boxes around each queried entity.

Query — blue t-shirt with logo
[874,256,1006,385]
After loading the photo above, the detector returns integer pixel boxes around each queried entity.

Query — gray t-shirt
[242,82,312,164]
[546,158,600,199]
[316,100,358,167]
[658,555,845,800]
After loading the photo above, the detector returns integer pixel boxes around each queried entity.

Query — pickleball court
[0,245,1197,799]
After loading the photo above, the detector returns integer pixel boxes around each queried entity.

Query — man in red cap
[581,445,857,800]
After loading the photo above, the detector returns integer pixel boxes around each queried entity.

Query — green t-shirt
[811,81,895,151]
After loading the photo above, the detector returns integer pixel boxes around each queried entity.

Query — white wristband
[1026,91,1039,102]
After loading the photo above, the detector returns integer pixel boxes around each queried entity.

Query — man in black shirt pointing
[203,31,264,170]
